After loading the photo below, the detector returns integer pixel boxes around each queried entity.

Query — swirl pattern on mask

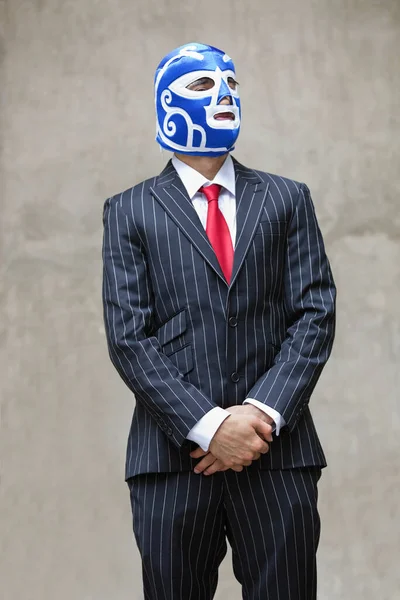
[161,89,206,148]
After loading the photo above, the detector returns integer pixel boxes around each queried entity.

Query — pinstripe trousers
[127,466,321,600]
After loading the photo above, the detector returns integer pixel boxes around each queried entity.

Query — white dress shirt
[171,154,285,451]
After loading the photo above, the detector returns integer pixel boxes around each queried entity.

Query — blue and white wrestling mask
[154,43,241,156]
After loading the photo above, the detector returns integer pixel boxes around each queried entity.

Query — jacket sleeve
[247,183,336,432]
[102,195,217,448]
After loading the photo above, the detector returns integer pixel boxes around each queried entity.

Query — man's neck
[174,153,229,181]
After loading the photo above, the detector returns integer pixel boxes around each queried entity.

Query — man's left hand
[190,404,274,475]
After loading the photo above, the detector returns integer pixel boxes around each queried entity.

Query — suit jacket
[102,157,336,480]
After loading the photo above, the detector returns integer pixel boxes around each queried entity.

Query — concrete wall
[1,1,399,598]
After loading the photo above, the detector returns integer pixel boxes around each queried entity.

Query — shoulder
[243,166,315,221]
[104,175,158,216]
[252,168,306,197]
[232,157,307,199]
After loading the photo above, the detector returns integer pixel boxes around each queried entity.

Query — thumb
[254,419,273,442]
[190,446,208,459]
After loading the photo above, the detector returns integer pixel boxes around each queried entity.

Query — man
[102,43,336,600]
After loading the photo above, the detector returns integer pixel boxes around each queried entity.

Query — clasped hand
[190,405,274,476]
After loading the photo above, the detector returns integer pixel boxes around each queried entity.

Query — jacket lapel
[230,158,269,288]
[150,158,269,288]
[150,161,226,283]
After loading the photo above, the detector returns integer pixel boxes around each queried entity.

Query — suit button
[228,316,238,327]
[166,427,173,436]
[231,372,240,383]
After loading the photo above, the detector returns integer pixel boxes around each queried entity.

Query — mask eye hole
[186,77,215,92]
[227,77,239,91]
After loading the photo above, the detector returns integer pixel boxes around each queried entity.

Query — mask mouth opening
[213,109,235,121]
[205,104,240,130]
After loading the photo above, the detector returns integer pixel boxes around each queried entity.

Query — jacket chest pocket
[254,219,288,236]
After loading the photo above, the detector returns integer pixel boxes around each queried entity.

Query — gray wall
[1,1,399,598]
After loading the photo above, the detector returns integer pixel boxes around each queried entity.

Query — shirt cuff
[243,398,285,435]
[186,407,231,451]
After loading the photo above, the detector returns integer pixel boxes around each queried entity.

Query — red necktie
[199,184,234,283]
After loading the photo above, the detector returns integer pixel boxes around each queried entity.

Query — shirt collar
[171,154,236,200]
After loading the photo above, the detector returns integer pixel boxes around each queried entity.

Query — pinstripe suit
[102,157,336,599]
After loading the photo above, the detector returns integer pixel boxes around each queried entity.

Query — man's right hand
[207,414,272,469]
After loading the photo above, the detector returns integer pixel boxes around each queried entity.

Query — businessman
[102,43,336,600]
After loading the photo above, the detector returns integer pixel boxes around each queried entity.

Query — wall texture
[1,1,399,598]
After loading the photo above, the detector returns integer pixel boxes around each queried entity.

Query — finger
[211,463,230,472]
[257,428,273,444]
[190,447,208,459]
[204,460,227,476]
[215,461,230,472]
[257,421,272,442]
[230,464,244,472]
[194,454,217,474]
[257,432,273,443]
[253,439,269,454]
[235,458,252,467]
[253,421,273,447]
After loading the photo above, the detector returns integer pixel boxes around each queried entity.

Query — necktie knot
[199,184,222,203]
